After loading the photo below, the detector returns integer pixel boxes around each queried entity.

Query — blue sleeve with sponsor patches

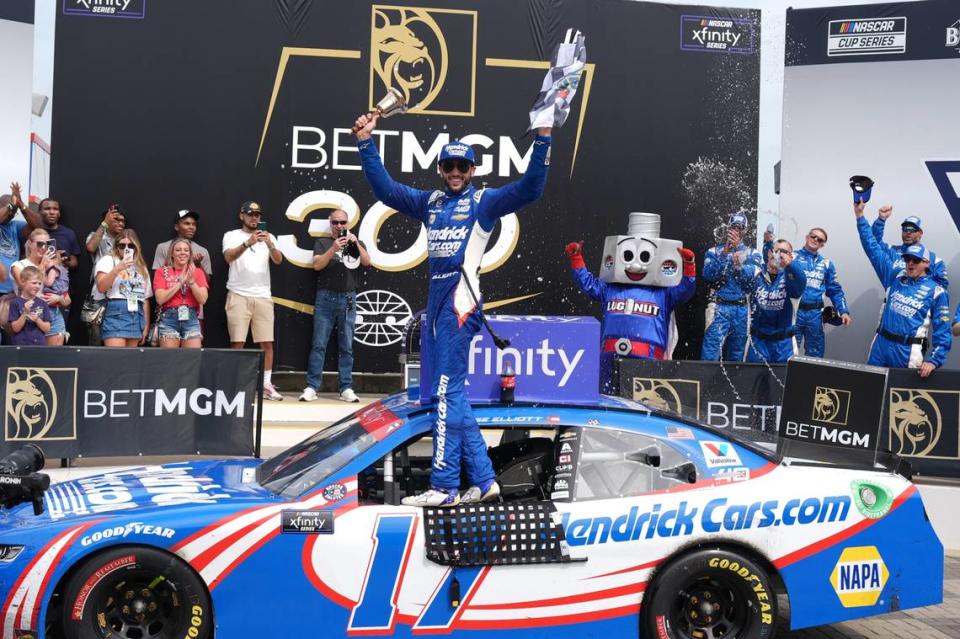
[926,286,952,368]
[358,138,432,224]
[571,265,607,302]
[667,274,696,306]
[476,136,551,233]
[785,259,807,299]
[857,216,896,287]
[823,258,849,316]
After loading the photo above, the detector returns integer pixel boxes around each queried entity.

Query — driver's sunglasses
[808,233,826,244]
[439,159,471,174]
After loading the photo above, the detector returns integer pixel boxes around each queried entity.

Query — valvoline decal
[562,495,851,546]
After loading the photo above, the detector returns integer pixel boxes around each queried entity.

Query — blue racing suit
[793,247,849,357]
[746,260,806,364]
[871,217,948,286]
[700,243,761,361]
[359,135,551,490]
[857,217,952,368]
[571,266,695,359]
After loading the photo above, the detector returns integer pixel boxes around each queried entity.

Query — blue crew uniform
[746,259,806,363]
[871,217,948,286]
[700,244,761,361]
[793,247,849,357]
[571,267,696,359]
[857,217,952,368]
[359,135,551,491]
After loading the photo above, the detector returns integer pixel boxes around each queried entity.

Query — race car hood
[0,458,276,530]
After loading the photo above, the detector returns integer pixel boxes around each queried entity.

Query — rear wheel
[61,546,211,639]
[642,548,778,639]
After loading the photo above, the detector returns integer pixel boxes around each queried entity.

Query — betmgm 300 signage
[50,0,761,370]
[1,348,260,459]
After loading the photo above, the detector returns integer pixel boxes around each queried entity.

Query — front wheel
[61,546,212,639]
[642,548,778,639]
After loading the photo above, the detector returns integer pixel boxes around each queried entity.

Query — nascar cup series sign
[420,315,600,405]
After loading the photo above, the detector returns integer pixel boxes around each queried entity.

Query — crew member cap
[901,215,922,230]
[728,212,748,228]
[438,141,476,164]
[901,244,929,261]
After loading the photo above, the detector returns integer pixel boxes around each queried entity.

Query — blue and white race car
[0,390,943,639]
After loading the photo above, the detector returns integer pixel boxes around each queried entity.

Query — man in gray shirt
[153,209,213,277]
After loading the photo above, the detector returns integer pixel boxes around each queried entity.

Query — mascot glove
[679,247,696,277]
[565,240,585,269]
[528,29,587,131]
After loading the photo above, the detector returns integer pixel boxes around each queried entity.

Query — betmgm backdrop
[50,0,760,372]
[780,0,960,369]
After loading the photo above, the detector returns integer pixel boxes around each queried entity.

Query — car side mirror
[660,462,697,484]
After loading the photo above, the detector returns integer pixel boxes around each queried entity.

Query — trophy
[351,87,408,133]
[849,175,875,204]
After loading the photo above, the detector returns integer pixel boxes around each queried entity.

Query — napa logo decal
[830,546,889,607]
[700,440,742,468]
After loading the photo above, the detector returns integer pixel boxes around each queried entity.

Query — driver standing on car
[354,31,586,507]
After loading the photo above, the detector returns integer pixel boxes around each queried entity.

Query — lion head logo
[633,379,683,415]
[889,390,941,457]
[813,386,849,425]
[371,8,448,112]
[5,368,58,440]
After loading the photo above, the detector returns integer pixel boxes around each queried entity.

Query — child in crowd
[8,265,53,345]
[42,245,71,345]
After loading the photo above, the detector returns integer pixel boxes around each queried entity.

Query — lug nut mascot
[355,30,587,507]
[566,212,695,359]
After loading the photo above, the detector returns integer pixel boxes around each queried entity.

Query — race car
[0,390,942,639]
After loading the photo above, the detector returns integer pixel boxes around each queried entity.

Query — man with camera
[223,201,283,400]
[299,209,370,403]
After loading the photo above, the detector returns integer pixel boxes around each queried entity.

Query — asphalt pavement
[783,554,960,638]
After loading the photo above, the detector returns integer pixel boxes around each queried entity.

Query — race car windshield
[257,415,377,497]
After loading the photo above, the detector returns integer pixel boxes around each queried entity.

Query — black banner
[50,0,760,373]
[613,358,960,478]
[0,347,261,459]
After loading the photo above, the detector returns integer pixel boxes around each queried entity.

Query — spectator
[747,239,806,363]
[1,182,43,300]
[855,202,951,376]
[11,228,54,293]
[95,229,152,347]
[871,207,947,285]
[299,209,370,403]
[153,209,212,280]
[37,197,82,272]
[790,227,851,357]
[153,238,208,348]
[11,229,69,345]
[83,205,126,345]
[42,250,70,345]
[85,205,126,263]
[700,212,761,361]
[223,201,283,400]
[7,265,52,346]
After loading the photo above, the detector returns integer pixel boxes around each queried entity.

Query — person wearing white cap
[871,207,947,285]
[855,201,951,376]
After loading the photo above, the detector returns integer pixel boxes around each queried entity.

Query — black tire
[61,546,212,639]
[642,548,778,639]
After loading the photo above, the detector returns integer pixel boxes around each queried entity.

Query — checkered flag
[528,29,587,131]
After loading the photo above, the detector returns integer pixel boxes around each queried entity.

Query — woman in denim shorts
[94,229,152,347]
[153,238,208,348]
